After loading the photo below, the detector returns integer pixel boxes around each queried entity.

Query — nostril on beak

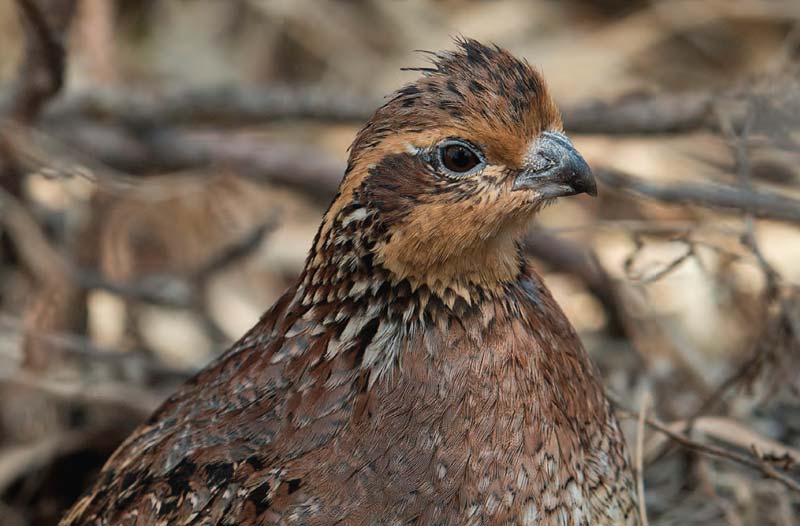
[513,131,598,198]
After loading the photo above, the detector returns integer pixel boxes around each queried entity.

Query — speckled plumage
[60,39,639,526]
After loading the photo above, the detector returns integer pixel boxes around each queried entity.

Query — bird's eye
[437,141,484,176]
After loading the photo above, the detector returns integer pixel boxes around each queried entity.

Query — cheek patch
[360,152,440,227]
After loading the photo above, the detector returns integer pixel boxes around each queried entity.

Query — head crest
[349,38,560,160]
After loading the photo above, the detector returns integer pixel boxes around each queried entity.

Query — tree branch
[617,410,800,495]
[8,0,76,123]
[598,168,800,224]
[562,91,717,134]
[43,85,376,126]
[34,86,730,135]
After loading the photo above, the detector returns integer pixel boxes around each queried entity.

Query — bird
[60,39,639,526]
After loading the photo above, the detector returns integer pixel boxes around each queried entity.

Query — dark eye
[438,141,484,176]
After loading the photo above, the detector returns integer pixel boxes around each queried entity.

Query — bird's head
[308,39,595,299]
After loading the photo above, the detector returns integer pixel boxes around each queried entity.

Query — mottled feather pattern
[64,269,636,525]
[61,38,639,526]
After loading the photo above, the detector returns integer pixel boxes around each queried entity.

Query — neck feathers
[304,160,530,309]
[302,203,527,318]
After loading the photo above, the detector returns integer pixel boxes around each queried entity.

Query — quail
[61,39,639,526]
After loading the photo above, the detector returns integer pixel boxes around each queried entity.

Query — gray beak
[512,131,597,198]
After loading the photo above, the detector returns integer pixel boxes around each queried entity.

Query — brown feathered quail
[60,39,639,526]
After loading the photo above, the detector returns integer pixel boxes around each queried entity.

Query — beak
[512,131,597,198]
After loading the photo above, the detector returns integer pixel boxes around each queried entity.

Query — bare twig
[1,121,346,199]
[719,99,781,294]
[688,350,765,419]
[0,184,276,309]
[525,229,629,337]
[618,410,800,495]
[598,169,800,224]
[678,101,797,432]
[73,217,278,308]
[689,417,800,466]
[1,0,74,198]
[0,369,166,415]
[31,86,750,135]
[0,313,192,379]
[695,458,743,526]
[563,91,717,134]
[43,85,376,126]
[8,0,76,123]
[191,215,279,281]
[623,235,695,285]
[636,392,652,526]
[65,215,277,309]
[0,185,68,282]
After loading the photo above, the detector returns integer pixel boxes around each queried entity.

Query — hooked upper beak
[512,131,597,198]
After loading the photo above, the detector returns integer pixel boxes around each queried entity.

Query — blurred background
[0,1,799,525]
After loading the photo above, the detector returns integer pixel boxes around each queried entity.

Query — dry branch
[5,121,347,199]
[598,169,800,224]
[7,0,75,123]
[525,229,629,337]
[1,370,165,416]
[1,0,75,198]
[35,86,732,134]
[43,86,376,126]
[0,186,68,282]
[618,410,800,495]
[0,313,190,379]
[0,184,275,311]
[71,215,278,309]
[635,392,652,526]
[562,91,717,134]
